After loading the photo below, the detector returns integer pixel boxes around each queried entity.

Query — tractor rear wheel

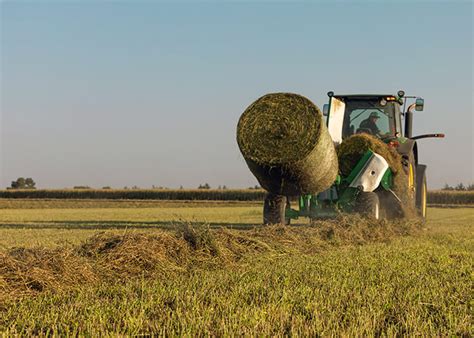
[416,170,427,220]
[284,198,291,225]
[355,192,380,220]
[263,193,288,225]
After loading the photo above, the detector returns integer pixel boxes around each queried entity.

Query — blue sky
[1,1,472,189]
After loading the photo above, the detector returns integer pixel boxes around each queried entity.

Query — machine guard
[349,152,389,192]
[286,150,392,220]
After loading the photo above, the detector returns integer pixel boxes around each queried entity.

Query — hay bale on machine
[237,93,338,196]
[336,134,403,177]
[336,134,410,207]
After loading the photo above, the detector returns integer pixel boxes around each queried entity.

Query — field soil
[0,199,472,335]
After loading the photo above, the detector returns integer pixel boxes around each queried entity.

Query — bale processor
[237,91,444,224]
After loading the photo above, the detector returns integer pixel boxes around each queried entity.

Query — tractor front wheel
[263,193,289,225]
[355,192,380,220]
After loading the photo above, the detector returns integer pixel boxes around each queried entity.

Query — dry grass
[0,216,422,301]
[0,247,97,299]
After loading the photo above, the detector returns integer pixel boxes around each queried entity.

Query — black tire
[377,189,404,219]
[416,169,427,220]
[355,192,380,220]
[284,198,291,225]
[263,193,287,225]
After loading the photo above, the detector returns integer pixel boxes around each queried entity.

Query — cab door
[326,97,346,144]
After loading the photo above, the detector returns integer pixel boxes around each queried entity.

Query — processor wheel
[284,198,291,225]
[377,189,403,220]
[263,193,287,225]
[355,192,380,220]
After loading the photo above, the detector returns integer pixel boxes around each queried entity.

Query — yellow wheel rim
[408,164,415,193]
[422,181,427,218]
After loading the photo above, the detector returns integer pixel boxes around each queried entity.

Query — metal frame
[286,150,393,220]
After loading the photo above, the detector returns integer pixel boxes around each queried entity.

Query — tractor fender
[397,139,418,164]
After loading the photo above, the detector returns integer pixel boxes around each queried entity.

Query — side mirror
[323,104,329,116]
[415,98,424,111]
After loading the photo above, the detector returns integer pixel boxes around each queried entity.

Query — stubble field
[0,199,472,335]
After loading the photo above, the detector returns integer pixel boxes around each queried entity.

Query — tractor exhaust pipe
[404,103,415,138]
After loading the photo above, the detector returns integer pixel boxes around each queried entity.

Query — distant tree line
[9,177,36,189]
[442,183,474,191]
[6,178,261,190]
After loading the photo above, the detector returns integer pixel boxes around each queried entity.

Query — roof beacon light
[397,90,405,98]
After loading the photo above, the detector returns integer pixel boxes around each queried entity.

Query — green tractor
[264,90,444,224]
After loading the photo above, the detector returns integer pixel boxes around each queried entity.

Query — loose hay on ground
[79,232,192,278]
[0,218,422,300]
[0,247,96,300]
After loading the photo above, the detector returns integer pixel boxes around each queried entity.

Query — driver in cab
[359,112,381,136]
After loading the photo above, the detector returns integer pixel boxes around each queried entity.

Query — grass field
[1,199,473,335]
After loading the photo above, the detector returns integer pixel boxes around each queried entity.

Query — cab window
[342,100,397,139]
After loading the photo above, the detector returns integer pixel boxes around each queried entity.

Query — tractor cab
[323,92,411,144]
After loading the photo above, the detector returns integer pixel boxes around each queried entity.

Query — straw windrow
[0,218,422,300]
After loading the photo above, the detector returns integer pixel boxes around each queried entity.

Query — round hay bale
[237,93,338,196]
